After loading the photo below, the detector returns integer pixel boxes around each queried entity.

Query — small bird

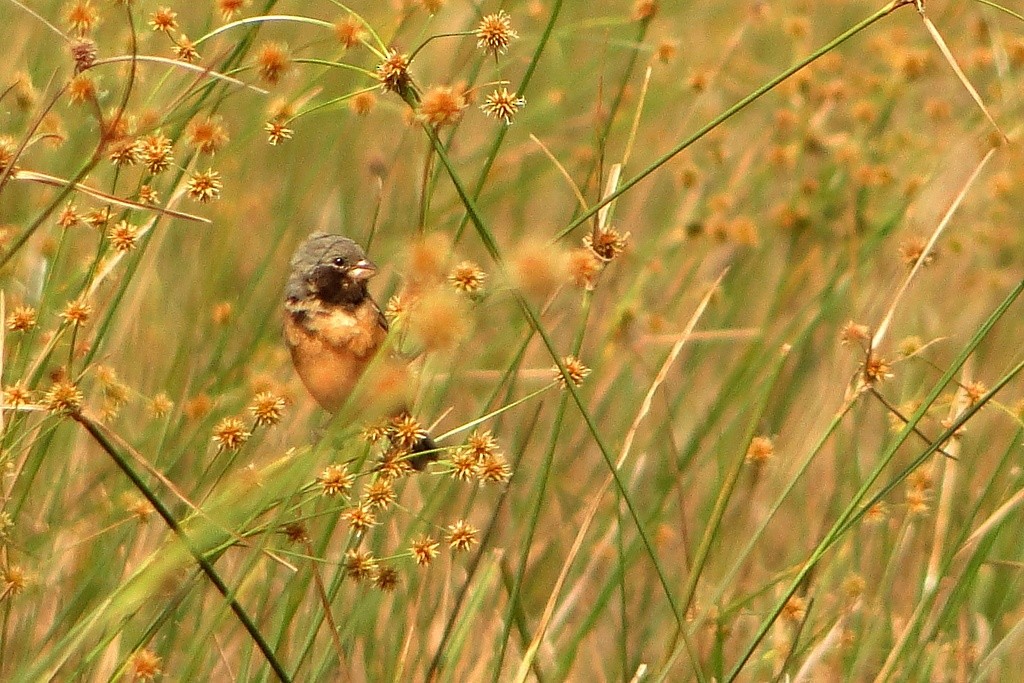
[284,232,437,466]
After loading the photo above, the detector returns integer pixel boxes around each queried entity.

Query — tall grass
[1,0,1023,680]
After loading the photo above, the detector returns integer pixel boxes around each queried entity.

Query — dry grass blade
[87,56,269,94]
[512,271,725,683]
[794,614,849,682]
[920,13,1007,141]
[529,134,588,211]
[12,170,212,224]
[871,147,996,349]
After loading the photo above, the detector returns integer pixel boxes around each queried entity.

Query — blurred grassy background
[1,0,1024,680]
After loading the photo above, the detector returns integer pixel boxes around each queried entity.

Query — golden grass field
[1,0,1024,680]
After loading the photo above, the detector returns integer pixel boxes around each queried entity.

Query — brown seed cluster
[480,87,526,124]
[476,10,518,57]
[212,417,250,450]
[553,355,591,389]
[319,464,354,496]
[376,50,412,95]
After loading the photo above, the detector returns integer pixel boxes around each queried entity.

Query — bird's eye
[332,257,346,267]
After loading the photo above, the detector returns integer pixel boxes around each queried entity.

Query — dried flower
[249,391,285,427]
[466,430,499,458]
[553,355,591,389]
[149,393,173,417]
[334,16,365,48]
[342,503,377,534]
[345,549,377,581]
[746,436,774,465]
[61,298,93,326]
[127,649,161,681]
[373,565,399,592]
[418,85,467,127]
[44,380,83,414]
[318,464,354,496]
[281,522,309,544]
[138,133,174,174]
[186,169,222,203]
[390,413,427,450]
[364,478,396,509]
[376,50,412,95]
[568,248,602,289]
[445,519,478,552]
[264,121,293,145]
[410,536,440,566]
[69,38,97,71]
[839,321,870,346]
[138,185,159,204]
[255,41,290,85]
[64,0,99,35]
[863,354,893,385]
[3,382,33,409]
[6,306,37,332]
[108,220,141,252]
[447,261,486,294]
[782,595,807,623]
[448,448,479,481]
[476,10,518,57]
[217,0,246,20]
[212,417,250,450]
[584,226,629,261]
[898,235,936,268]
[172,35,200,62]
[350,91,376,116]
[186,116,229,155]
[148,7,177,33]
[476,452,512,483]
[481,87,526,124]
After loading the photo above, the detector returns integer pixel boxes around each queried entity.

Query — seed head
[466,430,499,458]
[568,248,602,289]
[377,449,415,480]
[407,288,469,351]
[64,0,100,35]
[476,10,518,57]
[108,220,141,252]
[69,38,98,71]
[255,41,291,85]
[68,73,97,103]
[419,0,446,13]
[212,417,250,450]
[148,7,177,33]
[746,436,775,465]
[149,393,173,417]
[186,116,229,155]
[108,139,140,167]
[373,565,399,592]
[127,649,161,681]
[6,306,37,332]
[390,413,427,450]
[350,91,377,116]
[57,205,81,228]
[1,564,28,597]
[583,226,629,261]
[172,35,200,62]
[248,391,285,427]
[217,0,246,20]
[447,260,486,294]
[0,136,18,174]
[334,16,365,48]
[863,354,893,385]
[476,452,512,483]
[410,536,440,566]
[345,549,377,581]
[44,380,83,414]
[839,321,870,346]
[3,382,33,409]
[445,519,478,552]
[342,503,377,534]
[553,355,591,389]
[363,478,396,509]
[138,185,159,204]
[418,85,467,127]
[376,50,412,95]
[138,133,174,174]
[264,121,293,145]
[61,298,93,326]
[186,169,222,203]
[480,88,526,124]
[898,235,936,268]
[782,595,807,623]
[318,464,354,496]
[448,448,479,481]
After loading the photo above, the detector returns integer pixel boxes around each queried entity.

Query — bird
[284,232,438,467]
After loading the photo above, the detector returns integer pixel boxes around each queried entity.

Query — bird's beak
[347,259,377,281]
